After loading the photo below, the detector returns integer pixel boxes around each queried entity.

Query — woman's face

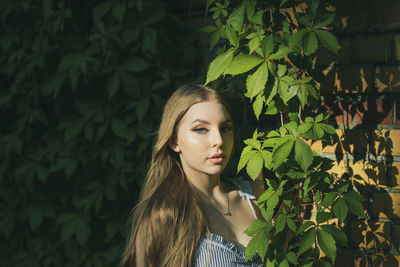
[173,99,234,178]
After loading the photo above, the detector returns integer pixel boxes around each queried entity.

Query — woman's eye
[193,128,208,133]
[221,126,232,132]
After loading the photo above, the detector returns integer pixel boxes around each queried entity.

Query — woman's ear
[168,140,180,153]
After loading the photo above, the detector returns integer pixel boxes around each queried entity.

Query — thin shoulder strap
[247,199,258,219]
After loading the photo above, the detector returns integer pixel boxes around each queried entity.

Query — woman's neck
[185,171,222,197]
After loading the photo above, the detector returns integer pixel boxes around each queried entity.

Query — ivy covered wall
[0,1,202,266]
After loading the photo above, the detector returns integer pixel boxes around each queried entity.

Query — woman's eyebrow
[191,119,231,124]
[191,119,210,125]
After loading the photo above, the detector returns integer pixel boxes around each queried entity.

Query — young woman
[120,84,265,267]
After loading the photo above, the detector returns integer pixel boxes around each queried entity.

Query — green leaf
[113,2,125,22]
[321,124,336,135]
[318,229,336,261]
[268,46,291,60]
[225,25,239,47]
[244,219,270,236]
[305,83,318,99]
[315,113,324,123]
[262,183,286,221]
[245,227,270,261]
[260,150,272,169]
[237,146,254,173]
[272,138,294,170]
[28,209,43,231]
[314,13,336,29]
[244,138,261,149]
[65,123,83,143]
[267,61,277,77]
[312,125,325,139]
[309,0,319,15]
[261,34,274,57]
[76,218,90,245]
[290,28,308,48]
[92,1,113,31]
[316,211,331,224]
[142,8,165,26]
[294,139,313,171]
[298,221,315,234]
[343,191,365,217]
[278,80,291,103]
[298,227,316,255]
[121,58,152,72]
[321,192,339,208]
[279,259,289,267]
[286,252,298,264]
[275,213,287,233]
[265,100,278,115]
[248,36,260,54]
[277,64,286,77]
[333,197,348,223]
[246,152,264,180]
[227,3,245,32]
[136,97,150,120]
[84,123,94,141]
[303,31,318,55]
[319,260,333,267]
[252,10,263,25]
[287,217,297,232]
[297,84,309,108]
[246,62,268,98]
[210,31,221,48]
[253,93,264,120]
[106,72,120,98]
[111,118,128,138]
[245,0,257,22]
[298,122,313,135]
[200,25,217,33]
[205,48,234,84]
[58,53,81,72]
[321,225,348,247]
[315,30,338,52]
[225,54,264,75]
[287,168,305,179]
[305,117,314,123]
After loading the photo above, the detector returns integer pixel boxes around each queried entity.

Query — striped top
[194,177,263,267]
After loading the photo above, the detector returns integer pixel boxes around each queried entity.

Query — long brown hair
[121,84,229,267]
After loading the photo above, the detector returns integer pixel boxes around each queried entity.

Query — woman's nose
[211,129,223,147]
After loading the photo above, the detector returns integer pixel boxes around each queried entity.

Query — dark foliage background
[0,0,202,266]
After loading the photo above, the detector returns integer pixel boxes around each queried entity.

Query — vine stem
[298,104,303,123]
[280,111,284,126]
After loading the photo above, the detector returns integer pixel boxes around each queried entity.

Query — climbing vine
[204,0,365,266]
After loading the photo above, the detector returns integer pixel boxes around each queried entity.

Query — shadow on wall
[316,98,399,266]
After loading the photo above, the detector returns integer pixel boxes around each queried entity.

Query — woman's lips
[208,153,224,164]
[208,157,224,164]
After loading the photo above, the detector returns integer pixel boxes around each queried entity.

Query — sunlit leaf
[227,3,245,32]
[294,139,313,171]
[205,48,234,84]
[246,152,264,180]
[225,54,264,75]
[246,62,268,98]
[272,138,294,170]
[253,93,264,120]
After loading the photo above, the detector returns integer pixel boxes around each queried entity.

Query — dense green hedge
[0,1,200,266]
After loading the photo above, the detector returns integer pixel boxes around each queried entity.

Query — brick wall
[177,0,400,266]
[317,1,400,266]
